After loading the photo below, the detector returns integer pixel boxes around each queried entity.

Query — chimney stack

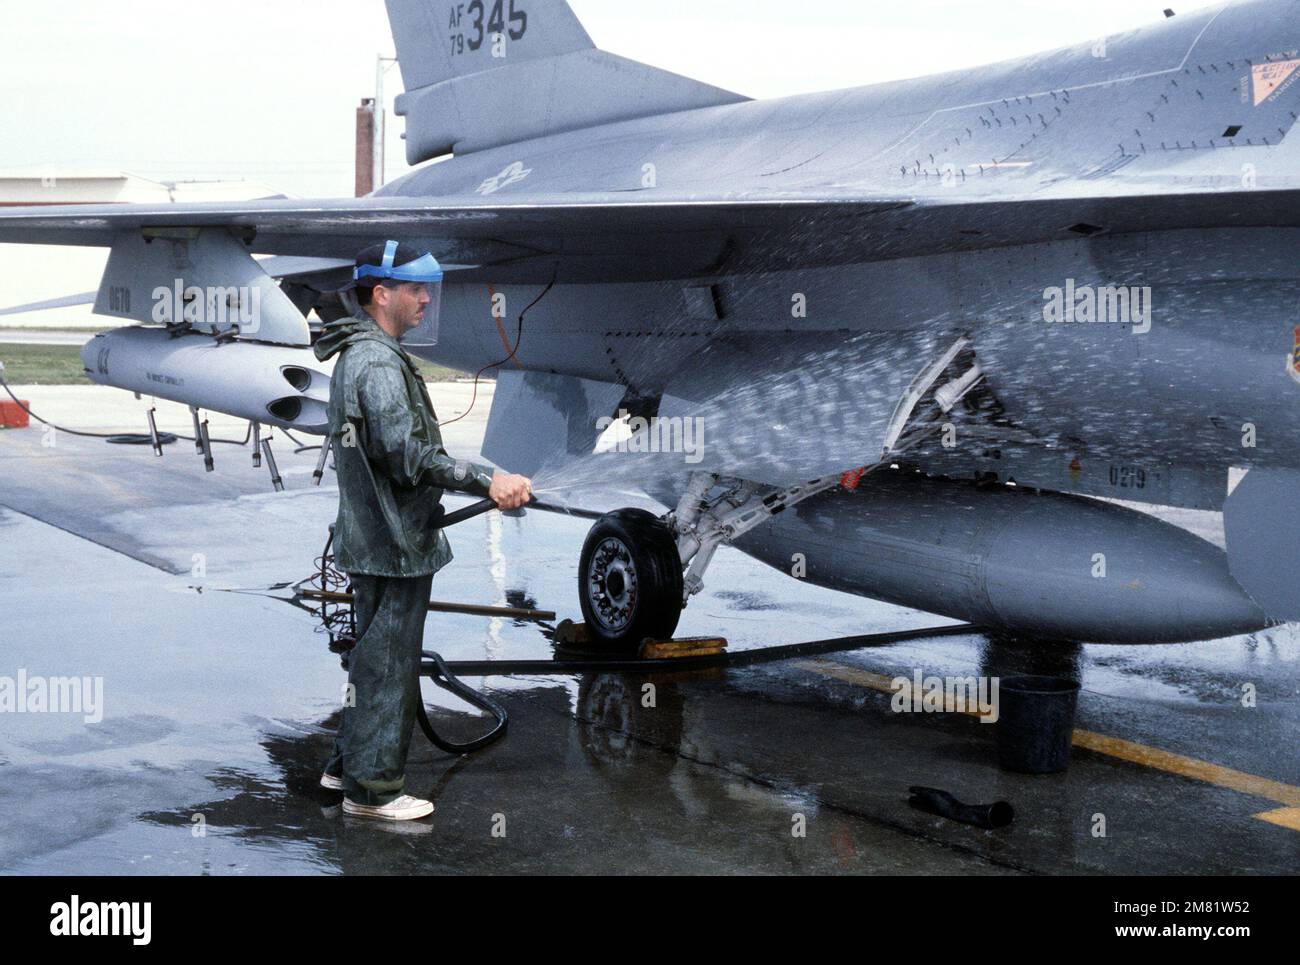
[355,98,376,197]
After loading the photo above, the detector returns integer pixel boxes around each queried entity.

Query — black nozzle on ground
[907,786,1014,830]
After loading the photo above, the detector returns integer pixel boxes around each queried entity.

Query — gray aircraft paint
[3,0,1299,637]
[729,471,1269,644]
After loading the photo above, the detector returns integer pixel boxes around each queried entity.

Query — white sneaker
[320,771,344,791]
[342,794,434,822]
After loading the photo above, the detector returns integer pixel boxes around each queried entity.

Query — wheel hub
[587,537,638,632]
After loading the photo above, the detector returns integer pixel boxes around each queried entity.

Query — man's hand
[489,471,532,510]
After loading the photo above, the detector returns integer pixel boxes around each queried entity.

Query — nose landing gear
[578,508,683,650]
[573,339,990,649]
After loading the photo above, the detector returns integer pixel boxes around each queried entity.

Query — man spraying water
[313,240,531,821]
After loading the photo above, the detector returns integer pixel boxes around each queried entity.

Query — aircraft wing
[0,256,355,318]
[1,187,1299,284]
[5,185,1297,501]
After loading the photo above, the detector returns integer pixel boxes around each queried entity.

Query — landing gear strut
[575,335,985,650]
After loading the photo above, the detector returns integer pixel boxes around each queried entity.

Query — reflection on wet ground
[1,429,1297,874]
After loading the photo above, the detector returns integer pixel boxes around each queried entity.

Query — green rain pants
[326,573,434,805]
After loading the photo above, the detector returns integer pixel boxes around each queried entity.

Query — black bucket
[995,675,1081,774]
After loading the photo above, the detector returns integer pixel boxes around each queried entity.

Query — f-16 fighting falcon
[1,0,1297,650]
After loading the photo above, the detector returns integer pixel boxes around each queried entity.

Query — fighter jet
[2,0,1298,648]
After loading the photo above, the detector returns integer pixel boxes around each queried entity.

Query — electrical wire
[280,426,322,454]
[0,371,253,446]
[438,273,558,429]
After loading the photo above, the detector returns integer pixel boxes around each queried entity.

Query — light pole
[375,56,398,190]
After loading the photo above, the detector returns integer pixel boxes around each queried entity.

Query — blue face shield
[354,241,444,348]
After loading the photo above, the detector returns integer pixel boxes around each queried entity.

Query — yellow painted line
[795,658,1300,821]
[795,662,899,696]
[1253,807,1300,831]
[797,661,993,719]
[1069,731,1300,808]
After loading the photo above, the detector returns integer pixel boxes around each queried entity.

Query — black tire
[578,509,684,650]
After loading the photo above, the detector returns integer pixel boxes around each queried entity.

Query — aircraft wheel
[578,509,684,650]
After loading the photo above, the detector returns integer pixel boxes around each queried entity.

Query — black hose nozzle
[908,786,1014,830]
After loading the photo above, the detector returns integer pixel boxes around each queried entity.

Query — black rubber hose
[417,651,509,754]
[436,494,542,529]
[280,426,323,454]
[105,432,180,446]
[436,497,499,528]
[0,373,252,445]
[431,623,981,677]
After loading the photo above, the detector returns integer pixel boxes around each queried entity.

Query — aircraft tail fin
[383,0,748,162]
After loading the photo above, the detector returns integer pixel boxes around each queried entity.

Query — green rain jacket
[314,310,496,577]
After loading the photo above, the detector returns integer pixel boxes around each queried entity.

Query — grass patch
[420,364,470,383]
[0,344,91,385]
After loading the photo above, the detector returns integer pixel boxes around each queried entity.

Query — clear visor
[397,281,442,349]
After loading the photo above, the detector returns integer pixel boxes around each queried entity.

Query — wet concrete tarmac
[0,388,1297,874]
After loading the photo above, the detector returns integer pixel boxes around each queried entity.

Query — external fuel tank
[732,470,1270,644]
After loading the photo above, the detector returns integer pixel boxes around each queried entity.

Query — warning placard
[1253,59,1300,106]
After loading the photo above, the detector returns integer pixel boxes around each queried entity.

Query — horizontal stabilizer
[0,290,95,316]
[0,257,353,318]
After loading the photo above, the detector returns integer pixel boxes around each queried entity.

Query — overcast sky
[0,0,1224,317]
[1,0,1226,196]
